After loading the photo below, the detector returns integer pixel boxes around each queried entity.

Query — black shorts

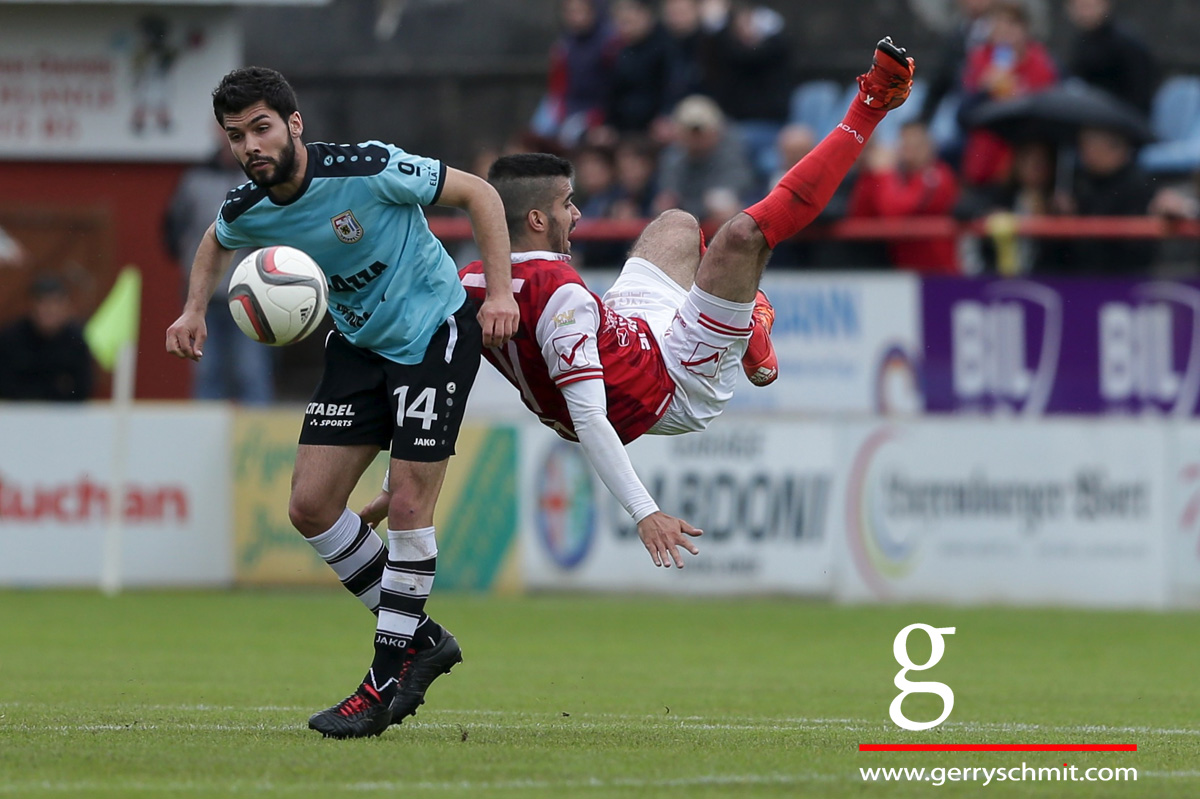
[299,300,482,462]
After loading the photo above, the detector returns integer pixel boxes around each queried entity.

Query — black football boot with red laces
[387,627,463,726]
[308,679,393,739]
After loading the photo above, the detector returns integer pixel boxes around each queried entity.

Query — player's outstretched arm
[437,167,518,348]
[165,224,235,361]
[560,379,702,568]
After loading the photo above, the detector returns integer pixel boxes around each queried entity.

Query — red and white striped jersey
[460,252,675,443]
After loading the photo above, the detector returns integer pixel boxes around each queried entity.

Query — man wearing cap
[0,275,93,401]
[653,94,756,223]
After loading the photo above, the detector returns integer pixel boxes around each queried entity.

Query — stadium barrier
[2,405,1198,607]
[517,415,1200,609]
[427,215,1200,243]
[519,417,835,595]
[831,419,1173,609]
[231,410,521,592]
[0,404,233,587]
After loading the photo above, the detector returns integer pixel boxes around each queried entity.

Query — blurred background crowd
[508,0,1193,278]
[3,0,1200,403]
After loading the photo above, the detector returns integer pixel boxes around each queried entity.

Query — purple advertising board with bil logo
[922,278,1200,416]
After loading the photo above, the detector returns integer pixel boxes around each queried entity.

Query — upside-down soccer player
[356,38,917,729]
[462,40,915,570]
[164,66,519,739]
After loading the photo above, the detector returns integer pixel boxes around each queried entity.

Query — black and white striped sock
[305,509,387,613]
[370,526,438,695]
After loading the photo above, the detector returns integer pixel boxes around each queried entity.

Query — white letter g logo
[890,623,956,731]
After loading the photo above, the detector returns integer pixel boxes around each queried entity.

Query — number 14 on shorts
[394,385,439,430]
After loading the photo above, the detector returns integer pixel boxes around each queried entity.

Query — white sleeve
[560,373,660,524]
[535,283,604,388]
[535,281,658,522]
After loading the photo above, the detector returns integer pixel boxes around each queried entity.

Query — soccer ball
[227,246,328,346]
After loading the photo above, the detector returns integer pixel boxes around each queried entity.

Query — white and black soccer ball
[227,246,328,346]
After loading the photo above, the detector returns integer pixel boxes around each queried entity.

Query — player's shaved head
[488,154,574,240]
[212,66,300,125]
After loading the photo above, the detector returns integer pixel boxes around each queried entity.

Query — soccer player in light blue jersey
[165,67,518,739]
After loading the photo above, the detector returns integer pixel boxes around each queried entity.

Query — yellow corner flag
[85,266,142,371]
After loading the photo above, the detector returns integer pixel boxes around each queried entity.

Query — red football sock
[746,102,886,249]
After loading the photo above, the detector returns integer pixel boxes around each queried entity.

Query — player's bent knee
[630,209,701,261]
[655,208,700,232]
[386,495,434,529]
[722,212,768,256]
[288,494,338,537]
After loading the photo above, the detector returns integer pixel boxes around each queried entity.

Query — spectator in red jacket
[848,121,961,275]
[959,1,1058,185]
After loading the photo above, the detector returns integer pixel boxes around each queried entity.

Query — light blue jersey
[215,141,466,364]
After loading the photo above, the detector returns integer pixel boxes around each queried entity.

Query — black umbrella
[968,81,1156,145]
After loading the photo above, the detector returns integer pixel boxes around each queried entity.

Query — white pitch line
[3,708,1198,737]
[2,771,1198,795]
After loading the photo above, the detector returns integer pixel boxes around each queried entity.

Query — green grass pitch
[0,591,1196,798]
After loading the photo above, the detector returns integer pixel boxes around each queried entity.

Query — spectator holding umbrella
[1039,126,1158,276]
[966,80,1157,275]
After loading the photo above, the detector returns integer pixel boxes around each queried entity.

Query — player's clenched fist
[478,293,520,348]
[166,310,207,361]
[636,511,702,569]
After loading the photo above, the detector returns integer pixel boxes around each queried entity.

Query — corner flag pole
[100,341,137,596]
[84,267,142,596]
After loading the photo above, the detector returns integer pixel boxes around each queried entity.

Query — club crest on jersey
[331,210,364,244]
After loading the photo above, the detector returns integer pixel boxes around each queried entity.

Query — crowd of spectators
[514,0,1182,277]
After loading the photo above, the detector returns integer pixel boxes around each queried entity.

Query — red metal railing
[426,215,1200,242]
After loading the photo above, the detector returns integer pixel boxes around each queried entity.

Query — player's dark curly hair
[212,66,300,125]
[487,154,575,240]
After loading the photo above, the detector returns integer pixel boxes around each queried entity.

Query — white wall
[0,404,233,587]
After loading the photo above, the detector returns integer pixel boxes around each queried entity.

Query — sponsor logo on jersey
[331,209,364,244]
[680,342,727,378]
[552,309,576,327]
[414,437,437,447]
[552,333,591,368]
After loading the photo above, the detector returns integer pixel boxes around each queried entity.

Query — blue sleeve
[214,208,255,250]
[366,143,447,207]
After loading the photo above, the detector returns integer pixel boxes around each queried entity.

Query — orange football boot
[857,37,915,111]
[742,290,778,387]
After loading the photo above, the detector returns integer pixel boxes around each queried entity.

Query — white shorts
[603,257,753,435]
